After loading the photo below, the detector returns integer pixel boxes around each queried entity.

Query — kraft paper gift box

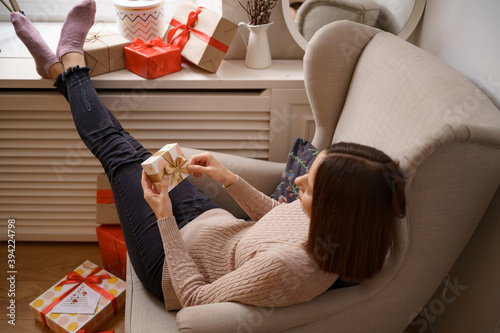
[96,225,127,281]
[83,29,131,77]
[29,260,126,333]
[124,37,182,79]
[164,0,238,73]
[96,173,120,225]
[142,143,189,193]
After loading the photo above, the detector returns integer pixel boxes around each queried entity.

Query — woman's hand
[188,152,237,187]
[141,170,173,219]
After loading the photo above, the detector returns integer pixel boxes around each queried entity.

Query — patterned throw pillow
[271,138,320,203]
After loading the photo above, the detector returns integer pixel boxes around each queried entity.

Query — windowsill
[0,22,305,90]
[0,58,305,90]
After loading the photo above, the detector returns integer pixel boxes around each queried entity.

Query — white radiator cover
[0,89,277,241]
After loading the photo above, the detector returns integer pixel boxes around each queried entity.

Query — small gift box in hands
[29,260,126,333]
[142,143,189,193]
[124,37,182,79]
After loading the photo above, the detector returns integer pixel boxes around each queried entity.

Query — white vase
[238,22,273,70]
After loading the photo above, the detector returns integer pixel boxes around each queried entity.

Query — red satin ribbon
[41,267,118,327]
[167,7,229,53]
[96,189,114,204]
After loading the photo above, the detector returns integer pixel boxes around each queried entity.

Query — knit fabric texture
[157,176,338,311]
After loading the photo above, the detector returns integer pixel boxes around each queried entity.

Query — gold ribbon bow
[85,21,105,43]
[150,151,189,186]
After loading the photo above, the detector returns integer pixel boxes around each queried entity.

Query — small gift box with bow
[142,143,189,193]
[29,260,126,333]
[165,0,238,73]
[96,225,127,281]
[83,29,131,77]
[124,37,182,79]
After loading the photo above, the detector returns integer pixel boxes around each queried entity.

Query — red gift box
[96,225,127,281]
[124,36,182,79]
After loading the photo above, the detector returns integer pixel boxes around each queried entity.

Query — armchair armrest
[182,148,285,219]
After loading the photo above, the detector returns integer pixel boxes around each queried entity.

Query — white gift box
[142,143,189,193]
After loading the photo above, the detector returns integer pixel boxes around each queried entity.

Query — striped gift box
[114,0,166,42]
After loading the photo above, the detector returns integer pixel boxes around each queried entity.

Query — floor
[0,242,125,333]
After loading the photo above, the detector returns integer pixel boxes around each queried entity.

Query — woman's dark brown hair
[304,142,406,281]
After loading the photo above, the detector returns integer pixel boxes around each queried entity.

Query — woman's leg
[13,0,220,301]
[59,63,220,299]
[54,70,151,161]
[57,60,165,298]
[11,1,166,299]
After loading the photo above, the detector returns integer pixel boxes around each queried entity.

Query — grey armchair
[125,21,500,332]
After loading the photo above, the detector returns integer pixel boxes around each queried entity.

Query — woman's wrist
[222,171,238,187]
[157,215,175,223]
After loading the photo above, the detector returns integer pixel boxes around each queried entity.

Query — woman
[11,1,406,310]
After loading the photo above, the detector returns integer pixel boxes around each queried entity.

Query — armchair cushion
[271,137,320,203]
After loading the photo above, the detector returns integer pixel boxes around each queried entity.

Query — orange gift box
[124,37,181,79]
[96,225,127,281]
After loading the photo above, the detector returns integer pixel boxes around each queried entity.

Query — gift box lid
[113,0,164,9]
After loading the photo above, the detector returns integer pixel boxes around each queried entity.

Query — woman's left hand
[141,170,174,219]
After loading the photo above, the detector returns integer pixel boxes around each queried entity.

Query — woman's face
[294,151,326,217]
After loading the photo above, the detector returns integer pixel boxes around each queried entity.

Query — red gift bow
[58,270,111,286]
[40,267,118,327]
[130,36,172,53]
[167,7,229,53]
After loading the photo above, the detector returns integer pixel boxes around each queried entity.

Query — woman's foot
[61,52,86,70]
[10,12,61,79]
[56,0,96,59]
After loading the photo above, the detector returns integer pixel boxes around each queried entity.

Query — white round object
[114,0,166,41]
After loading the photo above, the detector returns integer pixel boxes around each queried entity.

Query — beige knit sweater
[157,176,338,311]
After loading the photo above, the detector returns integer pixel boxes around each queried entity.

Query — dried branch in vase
[237,0,278,25]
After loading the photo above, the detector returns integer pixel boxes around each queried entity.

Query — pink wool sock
[56,0,96,59]
[10,12,60,79]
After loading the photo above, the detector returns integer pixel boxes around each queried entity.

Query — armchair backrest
[304,20,500,330]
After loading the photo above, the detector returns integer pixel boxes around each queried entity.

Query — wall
[373,0,415,34]
[223,0,305,60]
[410,0,500,331]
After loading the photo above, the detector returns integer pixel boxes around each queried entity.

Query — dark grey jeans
[55,66,219,301]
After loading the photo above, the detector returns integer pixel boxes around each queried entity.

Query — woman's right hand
[188,152,237,187]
